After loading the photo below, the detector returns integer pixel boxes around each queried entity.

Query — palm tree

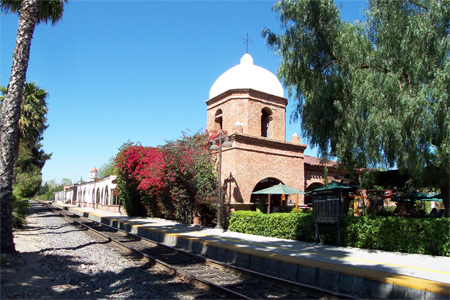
[1,82,49,161]
[18,82,49,149]
[0,0,67,254]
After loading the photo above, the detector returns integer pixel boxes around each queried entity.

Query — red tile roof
[304,155,338,168]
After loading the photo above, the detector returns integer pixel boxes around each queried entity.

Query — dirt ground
[0,214,69,299]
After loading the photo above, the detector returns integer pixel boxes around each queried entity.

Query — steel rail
[40,201,361,300]
[39,201,249,299]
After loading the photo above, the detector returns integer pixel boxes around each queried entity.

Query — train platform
[51,202,450,299]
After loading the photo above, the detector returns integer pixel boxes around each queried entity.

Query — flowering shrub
[114,141,154,216]
[115,130,220,224]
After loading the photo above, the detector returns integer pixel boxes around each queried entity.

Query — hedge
[228,211,450,256]
[229,211,316,242]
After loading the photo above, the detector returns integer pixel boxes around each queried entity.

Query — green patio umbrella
[311,181,358,191]
[252,183,306,195]
[395,191,442,201]
[252,183,306,214]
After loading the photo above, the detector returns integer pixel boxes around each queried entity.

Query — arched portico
[223,148,305,211]
[306,182,323,192]
[96,188,100,209]
[250,177,284,213]
[304,182,324,206]
[104,186,109,205]
[69,175,118,212]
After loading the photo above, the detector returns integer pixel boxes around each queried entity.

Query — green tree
[37,181,50,195]
[2,83,52,201]
[13,141,51,199]
[17,82,49,148]
[1,82,50,165]
[60,178,72,187]
[323,166,328,188]
[97,155,117,179]
[0,0,67,254]
[263,0,450,216]
[1,83,52,213]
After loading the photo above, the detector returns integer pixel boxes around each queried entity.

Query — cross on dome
[242,32,253,53]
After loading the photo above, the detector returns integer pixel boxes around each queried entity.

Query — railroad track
[38,201,361,299]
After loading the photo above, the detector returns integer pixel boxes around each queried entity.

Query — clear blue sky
[1,0,367,184]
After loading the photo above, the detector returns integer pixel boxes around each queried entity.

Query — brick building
[206,54,345,212]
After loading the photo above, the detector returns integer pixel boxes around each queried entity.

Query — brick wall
[206,89,287,141]
[304,166,348,190]
[206,88,309,209]
[217,134,307,209]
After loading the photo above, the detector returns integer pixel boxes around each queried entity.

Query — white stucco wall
[75,175,118,205]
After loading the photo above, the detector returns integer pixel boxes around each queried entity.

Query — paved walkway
[53,202,450,297]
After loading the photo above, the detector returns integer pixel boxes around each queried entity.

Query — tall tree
[97,155,117,179]
[0,0,67,254]
[263,0,450,215]
[14,141,52,198]
[17,82,49,148]
[1,82,49,162]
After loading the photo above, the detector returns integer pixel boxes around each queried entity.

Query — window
[215,109,223,131]
[261,107,272,137]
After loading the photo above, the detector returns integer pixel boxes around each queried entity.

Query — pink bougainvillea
[115,130,220,223]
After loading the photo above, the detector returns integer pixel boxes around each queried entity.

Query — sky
[1,0,367,184]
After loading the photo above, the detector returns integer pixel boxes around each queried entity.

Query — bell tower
[89,167,98,182]
[206,54,307,211]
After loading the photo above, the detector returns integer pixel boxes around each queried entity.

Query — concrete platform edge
[56,204,450,299]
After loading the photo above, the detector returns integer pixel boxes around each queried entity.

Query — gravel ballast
[1,203,210,299]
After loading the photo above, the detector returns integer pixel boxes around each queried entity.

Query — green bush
[11,193,31,228]
[229,211,315,241]
[116,176,147,217]
[14,170,42,198]
[229,211,450,256]
[37,192,54,201]
[341,216,450,256]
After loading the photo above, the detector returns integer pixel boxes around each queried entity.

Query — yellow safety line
[64,206,450,277]
[160,226,450,276]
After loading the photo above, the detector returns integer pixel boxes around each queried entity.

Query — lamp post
[210,129,232,232]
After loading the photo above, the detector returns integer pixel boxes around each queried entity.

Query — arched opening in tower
[261,107,273,138]
[214,109,223,131]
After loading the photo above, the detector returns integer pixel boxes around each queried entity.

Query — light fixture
[209,129,232,232]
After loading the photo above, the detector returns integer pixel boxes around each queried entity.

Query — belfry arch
[214,109,223,131]
[261,107,272,138]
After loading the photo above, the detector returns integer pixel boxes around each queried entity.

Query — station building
[55,167,122,214]
[57,53,347,215]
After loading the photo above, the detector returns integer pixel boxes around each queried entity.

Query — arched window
[215,109,223,131]
[261,107,273,138]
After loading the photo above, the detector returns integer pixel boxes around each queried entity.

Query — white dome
[209,54,284,99]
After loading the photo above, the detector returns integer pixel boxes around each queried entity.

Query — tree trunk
[0,0,38,255]
[441,183,449,218]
